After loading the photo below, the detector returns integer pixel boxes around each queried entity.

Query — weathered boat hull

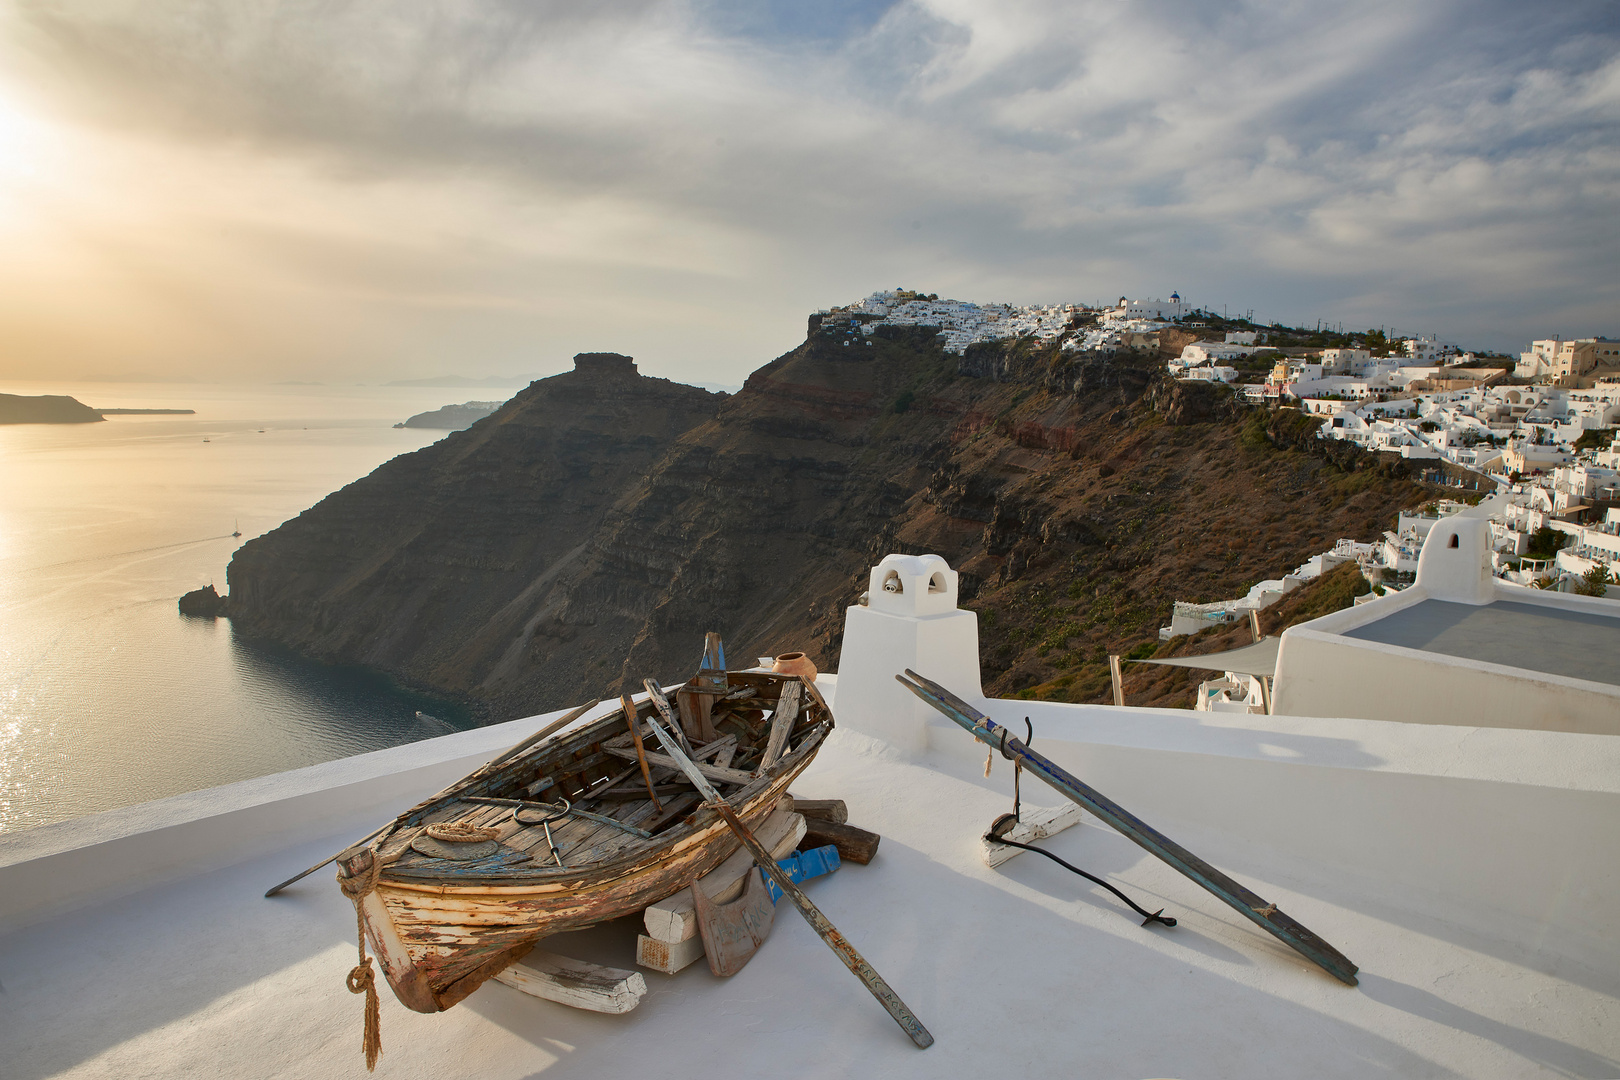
[338,670,829,1013]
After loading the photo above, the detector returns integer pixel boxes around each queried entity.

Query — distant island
[1,394,104,424]
[0,393,195,424]
[394,401,506,430]
[386,374,541,388]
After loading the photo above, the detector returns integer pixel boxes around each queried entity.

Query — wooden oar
[264,699,599,898]
[621,694,663,811]
[640,693,934,1049]
[896,669,1360,986]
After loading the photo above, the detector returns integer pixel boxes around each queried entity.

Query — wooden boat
[335,645,832,1014]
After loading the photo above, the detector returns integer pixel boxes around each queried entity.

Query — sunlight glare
[0,85,50,179]
[0,82,70,233]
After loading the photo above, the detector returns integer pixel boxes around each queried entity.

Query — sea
[0,380,526,836]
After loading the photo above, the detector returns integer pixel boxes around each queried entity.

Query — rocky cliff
[227,329,1429,716]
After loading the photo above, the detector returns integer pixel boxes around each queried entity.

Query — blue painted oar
[896,669,1359,986]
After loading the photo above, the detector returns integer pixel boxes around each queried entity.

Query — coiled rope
[337,843,394,1071]
[423,822,499,843]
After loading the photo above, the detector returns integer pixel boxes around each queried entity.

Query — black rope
[988,833,1177,928]
[991,716,1173,929]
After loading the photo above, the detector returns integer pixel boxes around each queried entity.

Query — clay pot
[771,651,817,683]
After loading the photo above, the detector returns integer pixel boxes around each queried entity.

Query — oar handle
[715,800,934,1049]
[639,679,933,1048]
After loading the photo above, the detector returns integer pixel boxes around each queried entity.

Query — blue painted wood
[764,844,842,903]
[896,670,1360,986]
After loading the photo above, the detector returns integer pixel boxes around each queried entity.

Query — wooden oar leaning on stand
[895,669,1359,986]
[639,680,935,1049]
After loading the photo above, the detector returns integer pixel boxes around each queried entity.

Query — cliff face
[227,332,1428,716]
[227,354,724,709]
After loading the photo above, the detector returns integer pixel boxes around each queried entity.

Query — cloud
[0,0,1616,381]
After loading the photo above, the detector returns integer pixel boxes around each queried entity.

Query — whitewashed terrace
[3,673,1616,1079]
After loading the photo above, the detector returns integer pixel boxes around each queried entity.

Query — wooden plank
[803,818,881,865]
[639,792,702,835]
[896,668,1361,986]
[521,748,617,800]
[571,808,664,864]
[603,745,756,785]
[759,680,801,771]
[579,763,642,802]
[677,688,720,744]
[557,799,662,861]
[791,798,847,824]
[642,679,696,758]
[643,808,806,943]
[493,949,648,1014]
[457,796,654,840]
[693,733,739,762]
[594,782,692,801]
[980,803,1083,869]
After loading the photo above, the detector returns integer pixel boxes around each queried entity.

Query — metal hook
[1013,717,1032,821]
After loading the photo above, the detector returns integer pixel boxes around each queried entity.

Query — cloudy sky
[0,0,1616,386]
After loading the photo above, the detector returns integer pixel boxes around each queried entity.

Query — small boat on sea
[335,638,832,1014]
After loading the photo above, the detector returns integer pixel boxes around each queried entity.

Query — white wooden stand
[494,950,648,1014]
[980,803,1083,868]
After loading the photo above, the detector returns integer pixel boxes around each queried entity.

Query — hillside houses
[1314,383,1620,474]
[819,291,1083,354]
[1515,337,1620,383]
[1317,417,1620,592]
[1402,335,1462,363]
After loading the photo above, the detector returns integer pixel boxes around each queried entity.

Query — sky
[0,0,1616,386]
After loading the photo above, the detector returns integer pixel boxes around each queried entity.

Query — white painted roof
[3,680,1617,1078]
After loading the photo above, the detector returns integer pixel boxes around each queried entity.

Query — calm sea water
[0,381,520,835]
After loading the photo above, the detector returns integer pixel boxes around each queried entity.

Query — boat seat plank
[506,815,589,858]
[501,793,651,859]
[550,799,652,858]
[386,844,537,879]
[556,800,662,862]
[503,821,569,857]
